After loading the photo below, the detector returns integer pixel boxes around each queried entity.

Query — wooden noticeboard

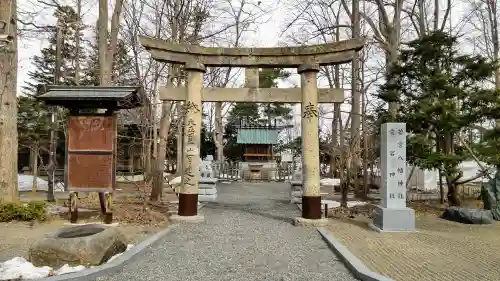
[66,115,117,192]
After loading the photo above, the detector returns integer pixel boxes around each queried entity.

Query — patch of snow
[0,244,134,280]
[0,257,53,280]
[320,178,341,186]
[321,200,367,209]
[116,174,144,182]
[54,264,86,275]
[18,175,64,192]
[170,176,181,185]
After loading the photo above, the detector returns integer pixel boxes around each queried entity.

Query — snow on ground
[320,178,341,186]
[0,244,134,280]
[321,200,366,209]
[170,176,181,185]
[18,175,64,192]
[116,173,172,183]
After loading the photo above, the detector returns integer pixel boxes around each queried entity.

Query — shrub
[0,201,47,222]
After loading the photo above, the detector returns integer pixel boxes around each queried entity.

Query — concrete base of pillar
[169,214,205,224]
[370,206,416,232]
[293,217,329,227]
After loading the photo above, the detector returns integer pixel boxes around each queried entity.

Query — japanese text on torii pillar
[381,123,407,209]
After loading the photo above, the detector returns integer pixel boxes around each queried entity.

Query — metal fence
[211,162,296,182]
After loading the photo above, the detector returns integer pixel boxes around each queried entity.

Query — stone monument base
[370,206,416,232]
[293,217,328,227]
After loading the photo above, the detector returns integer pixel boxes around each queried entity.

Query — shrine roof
[37,86,144,109]
[237,128,278,144]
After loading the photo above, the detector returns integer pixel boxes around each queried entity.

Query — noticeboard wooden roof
[36,85,144,109]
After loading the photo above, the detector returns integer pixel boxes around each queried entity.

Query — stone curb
[317,227,394,281]
[40,224,178,281]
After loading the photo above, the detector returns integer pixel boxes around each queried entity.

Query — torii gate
[139,36,364,224]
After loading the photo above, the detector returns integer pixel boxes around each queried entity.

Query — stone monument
[371,123,416,232]
[199,160,218,202]
[290,158,303,203]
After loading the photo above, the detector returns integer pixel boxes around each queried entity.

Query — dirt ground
[1,184,178,263]
[327,204,500,281]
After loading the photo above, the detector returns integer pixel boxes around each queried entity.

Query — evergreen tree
[81,28,136,86]
[222,103,260,161]
[222,69,294,161]
[22,5,85,95]
[474,127,500,168]
[259,68,293,123]
[377,31,500,206]
[17,96,51,148]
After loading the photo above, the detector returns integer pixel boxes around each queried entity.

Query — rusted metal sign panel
[67,116,117,192]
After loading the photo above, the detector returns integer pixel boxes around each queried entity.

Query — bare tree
[0,0,18,202]
[143,0,216,201]
[207,0,271,164]
[467,0,498,124]
[342,0,404,116]
[402,0,453,38]
[98,0,124,86]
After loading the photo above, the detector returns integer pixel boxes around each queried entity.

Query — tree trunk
[31,146,39,193]
[47,19,63,202]
[339,109,347,206]
[436,135,445,204]
[387,36,400,117]
[151,101,173,201]
[0,0,19,202]
[106,0,124,84]
[330,103,339,178]
[443,132,461,206]
[491,2,499,127]
[351,0,361,194]
[213,102,224,163]
[74,0,81,85]
[98,0,108,85]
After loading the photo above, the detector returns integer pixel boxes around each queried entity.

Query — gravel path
[98,182,356,281]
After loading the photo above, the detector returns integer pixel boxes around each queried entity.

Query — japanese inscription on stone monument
[381,123,406,209]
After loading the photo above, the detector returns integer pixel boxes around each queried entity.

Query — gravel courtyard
[98,182,355,281]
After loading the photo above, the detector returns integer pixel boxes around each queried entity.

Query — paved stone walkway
[327,214,500,281]
[98,182,355,281]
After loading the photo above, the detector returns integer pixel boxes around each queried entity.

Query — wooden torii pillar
[139,37,364,224]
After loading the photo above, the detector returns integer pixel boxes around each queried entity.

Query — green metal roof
[237,128,278,144]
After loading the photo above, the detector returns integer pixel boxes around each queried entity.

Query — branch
[439,0,452,32]
[457,133,493,180]
[456,171,487,185]
[359,11,388,50]
[17,18,55,31]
